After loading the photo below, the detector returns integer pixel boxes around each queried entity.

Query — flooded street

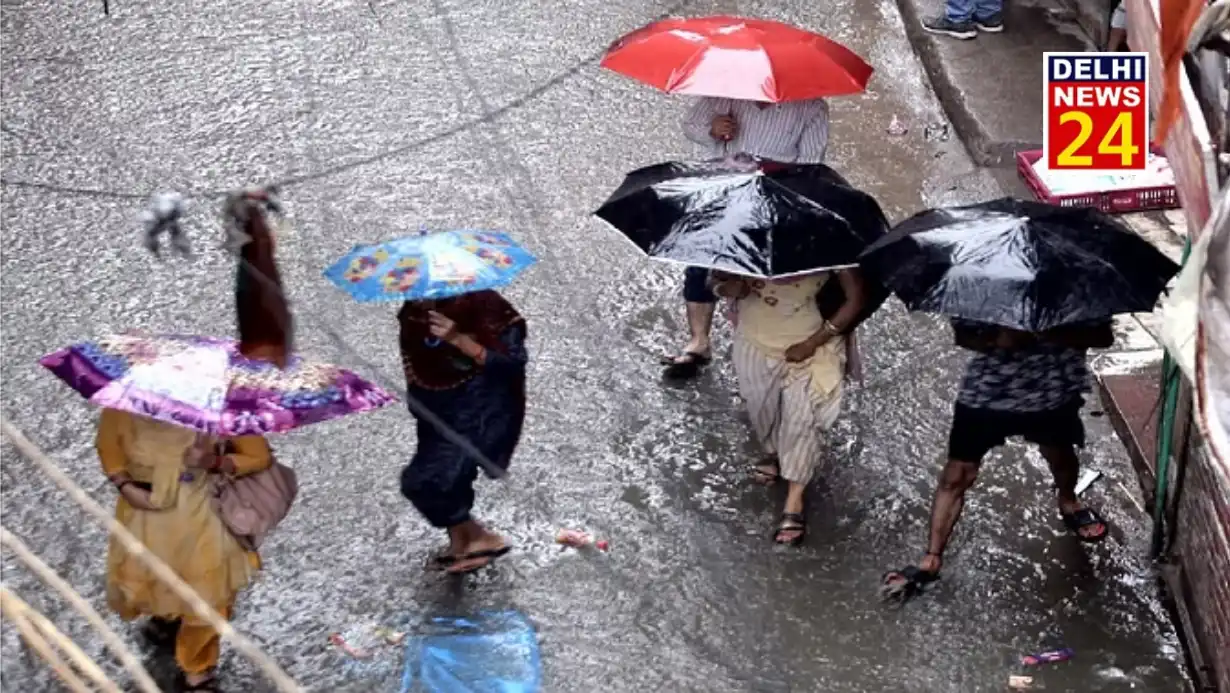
[1,0,1190,691]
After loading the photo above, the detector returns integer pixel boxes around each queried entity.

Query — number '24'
[1056,111,1139,167]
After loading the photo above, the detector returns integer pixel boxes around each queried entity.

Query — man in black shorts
[881,318,1114,602]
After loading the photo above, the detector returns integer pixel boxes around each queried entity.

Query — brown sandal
[747,458,780,485]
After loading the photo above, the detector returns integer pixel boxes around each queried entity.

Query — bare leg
[1107,27,1127,51]
[893,459,981,579]
[1038,444,1107,540]
[446,522,471,555]
[663,301,716,378]
[666,268,718,378]
[921,460,980,571]
[681,300,715,357]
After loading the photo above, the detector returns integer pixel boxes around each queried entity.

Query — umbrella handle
[721,105,732,156]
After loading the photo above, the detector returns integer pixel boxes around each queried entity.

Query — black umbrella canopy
[761,161,890,248]
[859,197,1181,331]
[760,162,894,328]
[594,158,879,278]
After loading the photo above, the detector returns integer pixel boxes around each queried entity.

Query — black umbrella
[858,197,1181,331]
[594,156,883,278]
[761,161,889,249]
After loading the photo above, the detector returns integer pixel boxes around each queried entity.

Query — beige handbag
[209,441,298,551]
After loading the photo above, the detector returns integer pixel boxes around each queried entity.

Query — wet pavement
[0,1,1190,691]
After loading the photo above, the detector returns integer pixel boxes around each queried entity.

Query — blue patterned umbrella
[323,230,538,302]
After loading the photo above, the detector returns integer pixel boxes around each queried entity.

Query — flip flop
[434,545,512,569]
[747,459,780,486]
[445,546,512,574]
[661,352,711,380]
[880,565,941,604]
[429,546,457,566]
[1061,507,1109,543]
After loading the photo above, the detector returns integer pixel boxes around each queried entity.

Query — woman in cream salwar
[98,408,272,692]
[713,268,867,545]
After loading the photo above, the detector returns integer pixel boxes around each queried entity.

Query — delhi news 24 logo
[1043,52,1148,171]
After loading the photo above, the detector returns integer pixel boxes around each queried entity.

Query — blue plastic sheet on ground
[400,610,541,693]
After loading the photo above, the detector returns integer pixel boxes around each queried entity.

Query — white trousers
[732,338,844,485]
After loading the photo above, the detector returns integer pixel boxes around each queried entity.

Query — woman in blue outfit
[397,290,527,574]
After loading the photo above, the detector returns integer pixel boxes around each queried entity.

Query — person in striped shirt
[662,97,832,380]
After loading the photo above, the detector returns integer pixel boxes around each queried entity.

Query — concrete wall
[1167,423,1230,693]
[1058,0,1114,47]
[1144,375,1230,693]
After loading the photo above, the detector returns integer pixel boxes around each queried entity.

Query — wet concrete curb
[893,0,1034,166]
[1059,0,1115,49]
[892,0,1094,167]
[1098,367,1163,505]
[1089,212,1187,502]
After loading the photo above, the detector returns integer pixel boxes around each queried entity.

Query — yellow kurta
[735,273,846,397]
[96,409,271,626]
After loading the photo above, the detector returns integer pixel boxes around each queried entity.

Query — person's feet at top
[922,0,1004,39]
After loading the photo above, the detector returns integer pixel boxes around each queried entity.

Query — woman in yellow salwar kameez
[713,268,867,546]
[97,408,272,692]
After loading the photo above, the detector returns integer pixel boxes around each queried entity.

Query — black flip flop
[429,546,457,566]
[773,512,806,546]
[434,545,512,569]
[1061,507,1109,543]
[661,352,711,380]
[880,565,941,603]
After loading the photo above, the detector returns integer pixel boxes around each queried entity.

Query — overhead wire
[3,2,700,480]
[0,527,161,693]
[0,418,306,693]
[1,587,98,693]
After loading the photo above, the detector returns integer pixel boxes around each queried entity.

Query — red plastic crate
[1015,149,1179,213]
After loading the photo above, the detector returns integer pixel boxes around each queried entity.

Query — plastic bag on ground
[401,610,541,693]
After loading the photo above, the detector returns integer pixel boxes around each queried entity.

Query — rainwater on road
[0,0,1189,691]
